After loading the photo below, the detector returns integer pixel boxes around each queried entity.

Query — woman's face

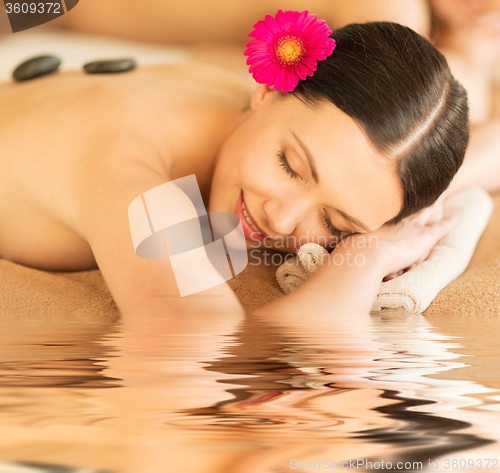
[209,86,403,254]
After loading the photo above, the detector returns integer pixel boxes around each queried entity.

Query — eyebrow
[336,209,372,233]
[291,131,372,233]
[291,131,319,184]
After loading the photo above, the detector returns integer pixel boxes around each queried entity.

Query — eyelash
[277,151,349,239]
[322,212,345,239]
[278,152,300,179]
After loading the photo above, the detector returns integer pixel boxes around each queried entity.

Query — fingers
[383,270,404,282]
[383,249,430,282]
[423,196,445,223]
[415,249,431,265]
[428,203,444,224]
[432,215,457,235]
[421,215,457,252]
[377,211,458,280]
[411,216,456,266]
[387,218,456,281]
[405,197,446,227]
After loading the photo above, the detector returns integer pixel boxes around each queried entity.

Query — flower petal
[296,62,312,78]
[246,51,271,63]
[284,10,298,30]
[245,51,269,63]
[307,39,335,49]
[244,39,269,52]
[305,22,331,37]
[326,38,337,51]
[257,63,275,84]
[294,64,307,80]
[249,57,268,71]
[276,9,287,30]
[252,21,275,41]
[274,67,288,93]
[307,47,328,59]
[245,47,271,60]
[249,59,268,74]
[265,14,283,34]
[301,12,318,31]
[266,63,282,87]
[301,55,318,69]
[250,30,274,43]
[286,69,300,93]
[246,10,336,91]
[250,19,268,32]
[294,10,309,30]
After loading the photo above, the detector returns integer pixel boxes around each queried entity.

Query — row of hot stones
[12,55,137,81]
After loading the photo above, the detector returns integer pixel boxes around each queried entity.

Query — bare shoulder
[74,148,243,317]
[141,63,254,100]
[0,64,248,283]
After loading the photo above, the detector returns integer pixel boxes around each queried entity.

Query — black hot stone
[83,59,137,74]
[12,55,61,82]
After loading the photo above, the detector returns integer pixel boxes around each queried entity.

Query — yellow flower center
[276,36,305,66]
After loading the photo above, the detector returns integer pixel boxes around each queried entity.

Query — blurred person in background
[58,0,500,119]
[57,0,500,196]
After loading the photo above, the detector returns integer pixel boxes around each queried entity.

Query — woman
[58,0,499,123]
[0,19,467,318]
[57,0,500,194]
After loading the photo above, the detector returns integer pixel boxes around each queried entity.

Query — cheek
[237,146,279,191]
[290,214,339,248]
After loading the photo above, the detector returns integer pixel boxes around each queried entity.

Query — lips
[234,191,268,242]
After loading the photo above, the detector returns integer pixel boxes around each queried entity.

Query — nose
[262,195,310,236]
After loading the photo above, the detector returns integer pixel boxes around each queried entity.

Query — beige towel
[276,187,494,314]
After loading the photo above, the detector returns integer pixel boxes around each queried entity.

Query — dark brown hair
[291,22,469,224]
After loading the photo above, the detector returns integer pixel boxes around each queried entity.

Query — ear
[250,84,274,111]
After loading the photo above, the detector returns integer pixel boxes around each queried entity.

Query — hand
[358,200,457,280]
[381,192,448,280]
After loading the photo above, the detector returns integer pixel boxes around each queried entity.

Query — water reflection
[172,315,496,471]
[0,310,497,473]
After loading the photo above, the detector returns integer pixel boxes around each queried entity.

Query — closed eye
[278,150,357,241]
[278,152,300,180]
[322,211,356,240]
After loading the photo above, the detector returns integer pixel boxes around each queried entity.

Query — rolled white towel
[275,256,309,294]
[297,242,329,274]
[276,243,329,294]
[276,187,494,314]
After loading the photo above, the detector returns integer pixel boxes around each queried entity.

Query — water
[0,310,499,473]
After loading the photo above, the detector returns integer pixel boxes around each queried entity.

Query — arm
[77,153,454,322]
[76,160,244,318]
[252,213,457,328]
[255,243,386,318]
[251,243,386,340]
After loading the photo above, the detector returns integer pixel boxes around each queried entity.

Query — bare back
[0,63,253,271]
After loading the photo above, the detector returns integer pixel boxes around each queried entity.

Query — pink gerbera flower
[244,10,336,94]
